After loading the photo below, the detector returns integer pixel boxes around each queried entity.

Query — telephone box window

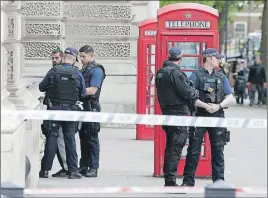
[173,42,200,54]
[178,57,200,70]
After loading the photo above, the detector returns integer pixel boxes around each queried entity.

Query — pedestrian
[39,47,87,179]
[78,45,106,177]
[247,55,267,106]
[181,48,236,187]
[234,67,246,104]
[155,47,199,186]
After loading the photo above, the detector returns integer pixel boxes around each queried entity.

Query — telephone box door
[137,19,157,140]
[154,34,214,177]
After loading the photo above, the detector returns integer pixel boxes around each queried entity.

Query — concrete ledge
[1,122,26,187]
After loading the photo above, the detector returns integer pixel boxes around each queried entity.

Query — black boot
[39,170,49,178]
[52,169,68,177]
[78,167,88,175]
[164,183,178,187]
[85,169,98,177]
[181,183,194,187]
[68,171,82,179]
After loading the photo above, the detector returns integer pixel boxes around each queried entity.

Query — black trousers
[79,123,100,169]
[183,118,226,186]
[250,84,263,104]
[163,126,188,185]
[41,121,78,172]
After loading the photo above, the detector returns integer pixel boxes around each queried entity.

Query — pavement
[30,101,267,197]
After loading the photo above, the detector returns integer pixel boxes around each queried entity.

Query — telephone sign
[165,21,211,29]
[145,30,157,36]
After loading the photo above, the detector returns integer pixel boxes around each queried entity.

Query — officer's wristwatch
[218,104,223,110]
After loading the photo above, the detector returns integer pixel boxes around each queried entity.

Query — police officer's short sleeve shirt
[89,67,103,88]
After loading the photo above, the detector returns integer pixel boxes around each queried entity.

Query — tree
[260,0,267,72]
[160,0,245,52]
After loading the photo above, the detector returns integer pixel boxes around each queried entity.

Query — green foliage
[160,0,246,29]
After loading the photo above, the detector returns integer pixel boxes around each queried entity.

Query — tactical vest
[48,65,79,105]
[80,62,105,102]
[194,69,225,107]
[155,65,187,106]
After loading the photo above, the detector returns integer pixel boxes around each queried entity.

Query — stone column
[1,1,41,188]
[1,1,26,187]
[2,1,39,110]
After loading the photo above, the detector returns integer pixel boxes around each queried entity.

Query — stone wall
[20,1,159,116]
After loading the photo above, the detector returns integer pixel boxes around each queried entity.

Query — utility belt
[41,100,82,137]
[81,100,101,134]
[188,127,230,144]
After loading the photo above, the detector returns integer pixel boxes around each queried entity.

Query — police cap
[202,48,224,59]
[64,47,78,56]
[168,47,182,59]
[79,45,94,53]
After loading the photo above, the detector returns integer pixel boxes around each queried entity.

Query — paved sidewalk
[35,104,267,197]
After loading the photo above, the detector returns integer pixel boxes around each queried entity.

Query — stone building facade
[1,0,159,188]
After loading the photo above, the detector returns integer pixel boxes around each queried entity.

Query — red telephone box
[136,18,157,140]
[154,3,220,177]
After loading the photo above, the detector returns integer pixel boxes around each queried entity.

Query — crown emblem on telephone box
[185,12,192,19]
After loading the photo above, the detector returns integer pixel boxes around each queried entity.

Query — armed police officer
[78,45,106,177]
[181,48,236,187]
[155,47,199,187]
[42,49,70,178]
[39,47,87,179]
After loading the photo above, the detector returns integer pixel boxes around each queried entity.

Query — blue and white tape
[1,110,267,129]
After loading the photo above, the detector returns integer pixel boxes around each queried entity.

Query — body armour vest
[194,69,225,113]
[49,66,79,105]
[80,62,106,101]
[155,63,188,106]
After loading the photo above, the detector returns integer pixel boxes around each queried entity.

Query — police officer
[181,48,236,186]
[155,47,199,187]
[78,45,105,177]
[39,47,87,179]
[43,49,69,178]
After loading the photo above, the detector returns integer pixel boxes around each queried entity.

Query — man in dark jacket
[155,47,199,187]
[247,55,267,106]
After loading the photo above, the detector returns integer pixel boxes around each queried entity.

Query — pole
[224,0,229,61]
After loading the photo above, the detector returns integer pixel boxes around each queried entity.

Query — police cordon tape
[23,186,268,195]
[1,109,267,129]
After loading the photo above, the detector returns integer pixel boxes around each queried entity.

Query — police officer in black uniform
[39,47,87,179]
[155,47,199,187]
[181,48,236,186]
[78,45,106,177]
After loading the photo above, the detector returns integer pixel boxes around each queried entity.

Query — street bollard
[1,182,24,197]
[205,180,236,198]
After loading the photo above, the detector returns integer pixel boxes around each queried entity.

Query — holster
[70,104,81,111]
[83,100,101,134]
[223,129,230,143]
[41,120,51,137]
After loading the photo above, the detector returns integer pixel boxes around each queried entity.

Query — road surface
[30,102,267,197]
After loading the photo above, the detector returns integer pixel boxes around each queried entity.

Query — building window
[234,22,247,39]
